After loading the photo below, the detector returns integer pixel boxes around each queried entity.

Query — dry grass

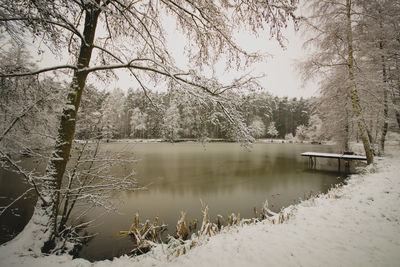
[121,199,300,258]
[119,212,167,254]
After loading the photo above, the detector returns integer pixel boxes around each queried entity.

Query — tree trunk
[32,5,101,253]
[395,57,400,129]
[346,0,374,164]
[379,42,388,156]
[344,108,350,152]
[397,110,400,129]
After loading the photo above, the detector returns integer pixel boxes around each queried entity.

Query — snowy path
[1,149,400,267]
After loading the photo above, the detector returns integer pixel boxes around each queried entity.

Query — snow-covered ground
[1,146,399,267]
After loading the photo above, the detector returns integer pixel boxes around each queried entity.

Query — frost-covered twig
[0,99,43,143]
[0,64,76,77]
[0,150,46,204]
[0,188,34,217]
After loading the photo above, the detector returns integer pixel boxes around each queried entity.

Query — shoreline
[1,146,399,266]
[74,138,332,145]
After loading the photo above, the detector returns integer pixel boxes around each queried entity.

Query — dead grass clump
[119,212,166,254]
[123,199,296,257]
[176,211,189,240]
[199,201,219,237]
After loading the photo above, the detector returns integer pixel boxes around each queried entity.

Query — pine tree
[267,121,279,138]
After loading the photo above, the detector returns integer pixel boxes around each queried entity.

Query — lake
[0,142,347,261]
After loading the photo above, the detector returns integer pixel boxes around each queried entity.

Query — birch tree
[317,68,353,151]
[75,85,106,139]
[295,124,307,141]
[267,121,278,138]
[305,114,324,143]
[346,0,373,164]
[161,101,181,141]
[0,0,298,253]
[249,117,266,138]
[355,0,400,154]
[130,107,148,138]
[301,0,374,163]
[100,88,125,139]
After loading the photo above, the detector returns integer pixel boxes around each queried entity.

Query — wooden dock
[301,152,367,172]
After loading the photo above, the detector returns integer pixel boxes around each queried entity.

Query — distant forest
[76,87,311,141]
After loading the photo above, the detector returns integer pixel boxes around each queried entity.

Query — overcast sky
[33,9,318,99]
[237,26,318,98]
[104,26,319,98]
[262,31,318,98]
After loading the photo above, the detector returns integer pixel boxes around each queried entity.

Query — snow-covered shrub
[284,133,294,140]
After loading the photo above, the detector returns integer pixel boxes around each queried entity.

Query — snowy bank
[1,148,400,267]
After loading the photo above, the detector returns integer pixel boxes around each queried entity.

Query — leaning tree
[300,0,375,163]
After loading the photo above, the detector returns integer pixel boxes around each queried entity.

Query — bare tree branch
[0,65,76,77]
[0,188,35,217]
[0,99,42,142]
[0,150,46,204]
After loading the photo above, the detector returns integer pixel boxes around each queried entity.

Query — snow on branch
[0,150,46,204]
[0,188,35,217]
[0,64,77,78]
[0,99,42,142]
[0,17,85,41]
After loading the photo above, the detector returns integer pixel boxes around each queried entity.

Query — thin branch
[0,17,85,43]
[0,150,46,204]
[78,61,218,95]
[311,60,349,68]
[0,99,42,142]
[0,188,35,217]
[63,140,101,225]
[91,44,160,108]
[0,65,77,78]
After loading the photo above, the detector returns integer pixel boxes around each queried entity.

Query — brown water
[0,142,347,261]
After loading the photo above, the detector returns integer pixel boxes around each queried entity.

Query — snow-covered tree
[249,117,266,138]
[301,0,400,156]
[305,114,324,143]
[284,133,294,141]
[295,125,307,142]
[315,69,354,151]
[301,0,375,163]
[0,0,299,253]
[0,42,65,153]
[100,88,125,139]
[354,0,400,155]
[75,85,106,140]
[162,102,181,141]
[124,89,165,138]
[130,108,148,139]
[267,121,279,138]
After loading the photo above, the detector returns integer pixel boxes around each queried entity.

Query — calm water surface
[0,142,346,261]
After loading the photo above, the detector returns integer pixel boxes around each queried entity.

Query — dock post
[309,156,316,168]
[345,159,350,173]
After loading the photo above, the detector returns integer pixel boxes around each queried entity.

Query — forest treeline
[76,87,311,141]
